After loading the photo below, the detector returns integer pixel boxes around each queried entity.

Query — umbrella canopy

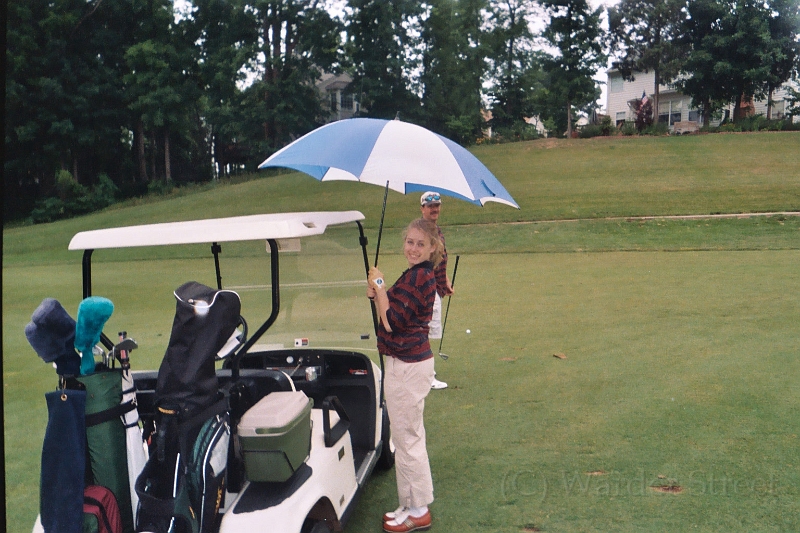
[258,118,519,209]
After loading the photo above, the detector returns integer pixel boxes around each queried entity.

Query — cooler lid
[239,391,311,434]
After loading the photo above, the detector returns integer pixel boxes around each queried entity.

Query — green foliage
[609,0,687,122]
[29,171,120,224]
[642,122,669,136]
[54,169,88,200]
[679,0,800,124]
[620,121,637,136]
[482,121,541,144]
[484,1,542,129]
[420,0,487,142]
[146,179,176,196]
[599,114,613,136]
[540,0,607,137]
[577,124,604,138]
[717,122,743,133]
[346,0,424,120]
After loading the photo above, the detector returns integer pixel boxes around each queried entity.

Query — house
[606,69,799,130]
[317,72,360,122]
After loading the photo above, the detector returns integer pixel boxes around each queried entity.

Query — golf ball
[466,329,471,334]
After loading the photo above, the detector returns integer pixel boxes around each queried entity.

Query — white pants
[428,293,442,339]
[384,356,435,508]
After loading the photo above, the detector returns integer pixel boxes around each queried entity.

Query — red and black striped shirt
[377,261,436,362]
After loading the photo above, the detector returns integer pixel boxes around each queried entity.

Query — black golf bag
[135,282,241,533]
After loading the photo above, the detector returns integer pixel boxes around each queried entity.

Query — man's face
[421,202,441,223]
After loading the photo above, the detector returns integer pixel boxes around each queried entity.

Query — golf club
[438,255,460,360]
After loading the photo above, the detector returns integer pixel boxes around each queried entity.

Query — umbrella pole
[374,181,389,267]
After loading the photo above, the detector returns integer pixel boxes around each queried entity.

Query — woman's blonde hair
[403,218,444,268]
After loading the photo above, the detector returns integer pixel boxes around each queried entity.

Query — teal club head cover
[75,296,114,375]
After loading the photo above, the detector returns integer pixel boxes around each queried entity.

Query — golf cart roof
[68,211,365,250]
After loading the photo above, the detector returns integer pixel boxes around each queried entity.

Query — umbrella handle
[374,181,389,267]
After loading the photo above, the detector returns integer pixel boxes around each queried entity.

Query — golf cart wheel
[376,403,395,470]
[307,521,332,533]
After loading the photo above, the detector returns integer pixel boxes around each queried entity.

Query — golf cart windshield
[68,211,377,367]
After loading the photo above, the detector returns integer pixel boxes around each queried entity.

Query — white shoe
[431,377,448,390]
[383,506,407,522]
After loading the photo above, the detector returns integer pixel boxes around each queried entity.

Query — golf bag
[135,282,241,533]
[83,485,123,533]
[29,298,134,533]
[79,370,138,533]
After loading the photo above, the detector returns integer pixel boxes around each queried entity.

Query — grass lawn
[4,132,800,532]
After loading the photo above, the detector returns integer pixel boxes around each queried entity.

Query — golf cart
[43,211,393,533]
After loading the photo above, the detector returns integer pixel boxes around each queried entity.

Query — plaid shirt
[434,225,448,297]
[377,261,436,362]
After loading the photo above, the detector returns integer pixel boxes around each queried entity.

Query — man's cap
[420,191,442,206]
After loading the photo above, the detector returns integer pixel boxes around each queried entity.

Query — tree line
[5,0,799,224]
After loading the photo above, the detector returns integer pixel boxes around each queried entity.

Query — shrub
[600,115,613,136]
[737,114,769,132]
[718,123,742,133]
[30,197,67,224]
[781,119,800,131]
[643,122,669,136]
[147,179,175,196]
[30,171,121,224]
[89,174,120,209]
[620,122,637,136]
[483,122,541,144]
[578,124,605,138]
[55,169,89,200]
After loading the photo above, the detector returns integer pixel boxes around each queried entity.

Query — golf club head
[438,352,449,361]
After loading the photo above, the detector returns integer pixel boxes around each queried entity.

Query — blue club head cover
[25,298,81,375]
[75,296,114,375]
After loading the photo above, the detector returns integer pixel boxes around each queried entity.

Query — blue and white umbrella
[258,118,519,209]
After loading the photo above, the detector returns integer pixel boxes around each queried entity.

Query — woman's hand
[366,268,392,332]
[443,276,455,296]
[368,266,386,291]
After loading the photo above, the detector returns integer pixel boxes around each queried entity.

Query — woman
[367,217,443,533]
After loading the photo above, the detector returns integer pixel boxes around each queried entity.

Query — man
[420,191,454,390]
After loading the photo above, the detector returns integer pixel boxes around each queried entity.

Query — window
[610,76,623,93]
[658,101,682,125]
[329,92,338,112]
[688,110,699,122]
[773,100,785,119]
[658,112,681,125]
[341,93,354,112]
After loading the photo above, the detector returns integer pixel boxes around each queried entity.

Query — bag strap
[85,400,136,428]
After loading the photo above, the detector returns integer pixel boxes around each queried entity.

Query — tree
[188,0,258,177]
[673,0,730,125]
[540,0,607,137]
[484,0,542,130]
[678,0,800,125]
[608,0,688,124]
[420,0,488,143]
[5,0,140,220]
[345,0,424,120]
[762,0,800,119]
[241,0,344,157]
